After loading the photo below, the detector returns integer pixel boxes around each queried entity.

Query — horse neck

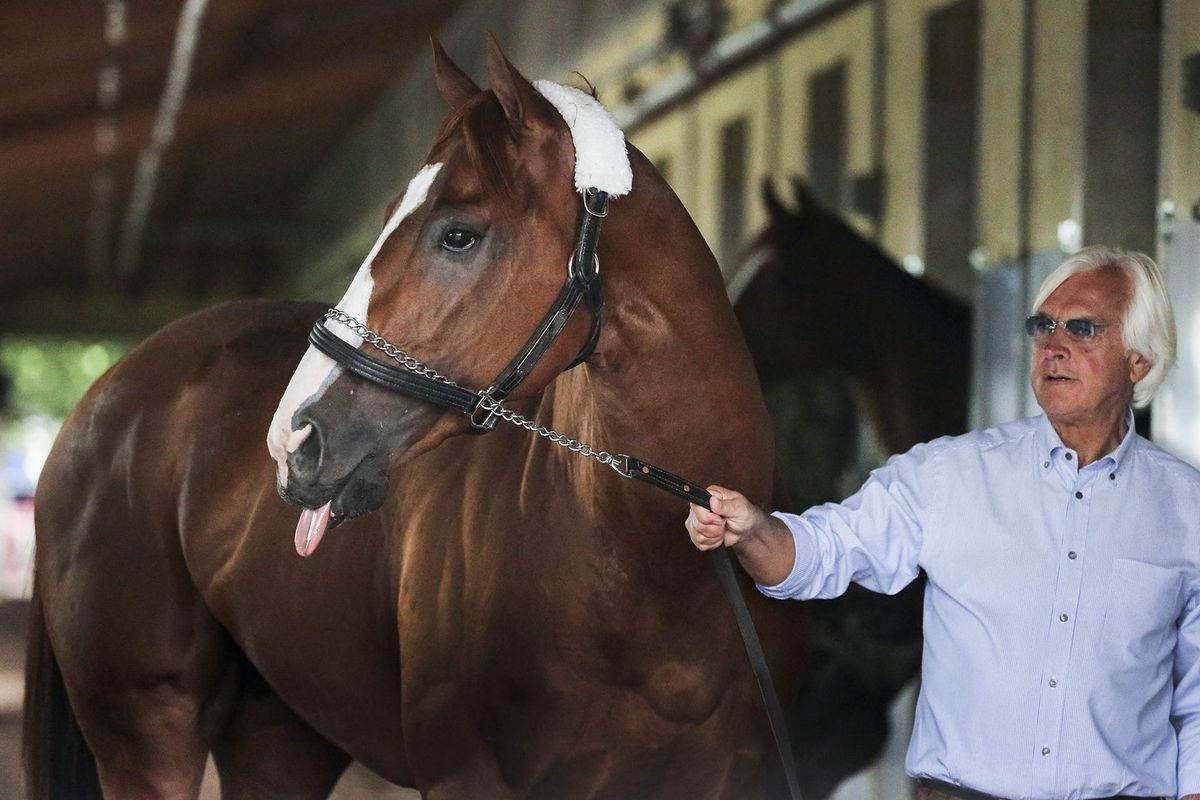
[554,170,774,547]
[828,220,972,449]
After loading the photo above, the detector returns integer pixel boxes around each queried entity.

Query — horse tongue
[294,501,333,557]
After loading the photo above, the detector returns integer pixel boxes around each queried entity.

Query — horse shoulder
[36,299,324,590]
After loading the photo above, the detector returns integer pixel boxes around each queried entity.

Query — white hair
[1032,246,1177,408]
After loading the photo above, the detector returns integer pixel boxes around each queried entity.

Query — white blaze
[267,162,443,485]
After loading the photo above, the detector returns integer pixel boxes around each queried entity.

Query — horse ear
[432,38,481,109]
[790,179,814,216]
[761,179,789,222]
[485,32,556,133]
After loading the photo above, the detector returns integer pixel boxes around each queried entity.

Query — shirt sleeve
[757,439,944,601]
[1173,584,1200,795]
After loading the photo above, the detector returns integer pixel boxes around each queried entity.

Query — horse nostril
[288,420,323,479]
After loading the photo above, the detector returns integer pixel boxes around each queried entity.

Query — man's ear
[1128,350,1153,385]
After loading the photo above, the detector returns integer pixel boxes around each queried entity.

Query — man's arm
[686,439,943,600]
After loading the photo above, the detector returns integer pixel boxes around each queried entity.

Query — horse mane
[568,72,599,99]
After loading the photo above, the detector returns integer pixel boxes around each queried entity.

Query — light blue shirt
[761,413,1200,800]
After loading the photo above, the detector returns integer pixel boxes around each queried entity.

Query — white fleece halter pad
[533,80,632,198]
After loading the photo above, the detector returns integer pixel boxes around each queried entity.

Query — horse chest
[397,532,728,737]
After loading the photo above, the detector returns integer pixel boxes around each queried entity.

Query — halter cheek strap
[483,188,607,406]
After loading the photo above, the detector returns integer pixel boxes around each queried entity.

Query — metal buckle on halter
[469,390,503,432]
[568,251,600,282]
[583,188,609,218]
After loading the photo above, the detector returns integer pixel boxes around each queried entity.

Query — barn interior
[2,1,1199,797]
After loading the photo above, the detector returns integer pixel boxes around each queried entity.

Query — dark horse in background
[731,181,971,798]
[25,39,809,799]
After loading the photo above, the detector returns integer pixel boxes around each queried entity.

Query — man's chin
[1033,379,1078,403]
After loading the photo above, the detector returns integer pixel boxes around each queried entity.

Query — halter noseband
[307,188,608,433]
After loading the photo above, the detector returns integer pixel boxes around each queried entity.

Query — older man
[688,247,1200,800]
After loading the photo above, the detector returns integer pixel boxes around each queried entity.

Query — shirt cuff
[756,511,820,599]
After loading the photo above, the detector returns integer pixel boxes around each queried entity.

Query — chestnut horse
[731,181,971,798]
[25,40,808,799]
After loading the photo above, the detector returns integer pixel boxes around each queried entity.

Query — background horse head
[730,181,972,798]
[733,179,971,458]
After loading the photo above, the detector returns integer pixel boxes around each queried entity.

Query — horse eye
[440,229,479,253]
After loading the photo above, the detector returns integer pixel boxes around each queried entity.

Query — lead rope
[322,309,804,800]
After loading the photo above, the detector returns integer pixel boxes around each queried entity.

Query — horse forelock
[429,81,632,218]
[429,94,529,216]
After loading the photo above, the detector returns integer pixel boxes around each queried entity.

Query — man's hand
[685,486,797,587]
[685,486,769,550]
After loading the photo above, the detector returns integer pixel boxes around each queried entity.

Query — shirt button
[1109,473,1116,480]
[1065,453,1073,461]
[1049,678,1058,687]
[1075,491,1083,499]
[1068,551,1077,560]
[1060,613,1069,622]
[1043,461,1051,469]
[1042,746,1051,756]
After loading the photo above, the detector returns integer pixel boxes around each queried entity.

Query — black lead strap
[625,457,804,800]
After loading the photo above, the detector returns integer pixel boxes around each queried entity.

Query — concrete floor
[0,600,417,799]
[0,601,26,798]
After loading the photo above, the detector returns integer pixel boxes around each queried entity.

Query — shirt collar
[1036,408,1137,471]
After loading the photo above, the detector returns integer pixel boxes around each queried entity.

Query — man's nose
[1040,330,1070,358]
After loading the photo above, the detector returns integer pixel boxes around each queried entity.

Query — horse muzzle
[275,408,392,544]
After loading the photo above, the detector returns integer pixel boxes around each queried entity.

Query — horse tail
[23,575,102,800]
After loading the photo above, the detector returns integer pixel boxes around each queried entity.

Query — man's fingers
[707,485,732,515]
[687,489,759,552]
[689,503,723,526]
[707,485,758,528]
[686,505,728,550]
[686,510,724,537]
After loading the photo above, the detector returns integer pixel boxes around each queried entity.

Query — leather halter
[309,188,607,432]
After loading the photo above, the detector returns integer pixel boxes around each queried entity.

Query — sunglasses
[1024,314,1111,342]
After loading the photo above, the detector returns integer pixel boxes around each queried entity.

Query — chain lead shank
[321,309,630,475]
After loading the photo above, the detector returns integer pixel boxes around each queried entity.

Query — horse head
[267,37,631,554]
[731,178,868,384]
[733,176,971,451]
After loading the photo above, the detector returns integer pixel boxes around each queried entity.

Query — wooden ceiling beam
[0,3,179,84]
[0,52,406,194]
